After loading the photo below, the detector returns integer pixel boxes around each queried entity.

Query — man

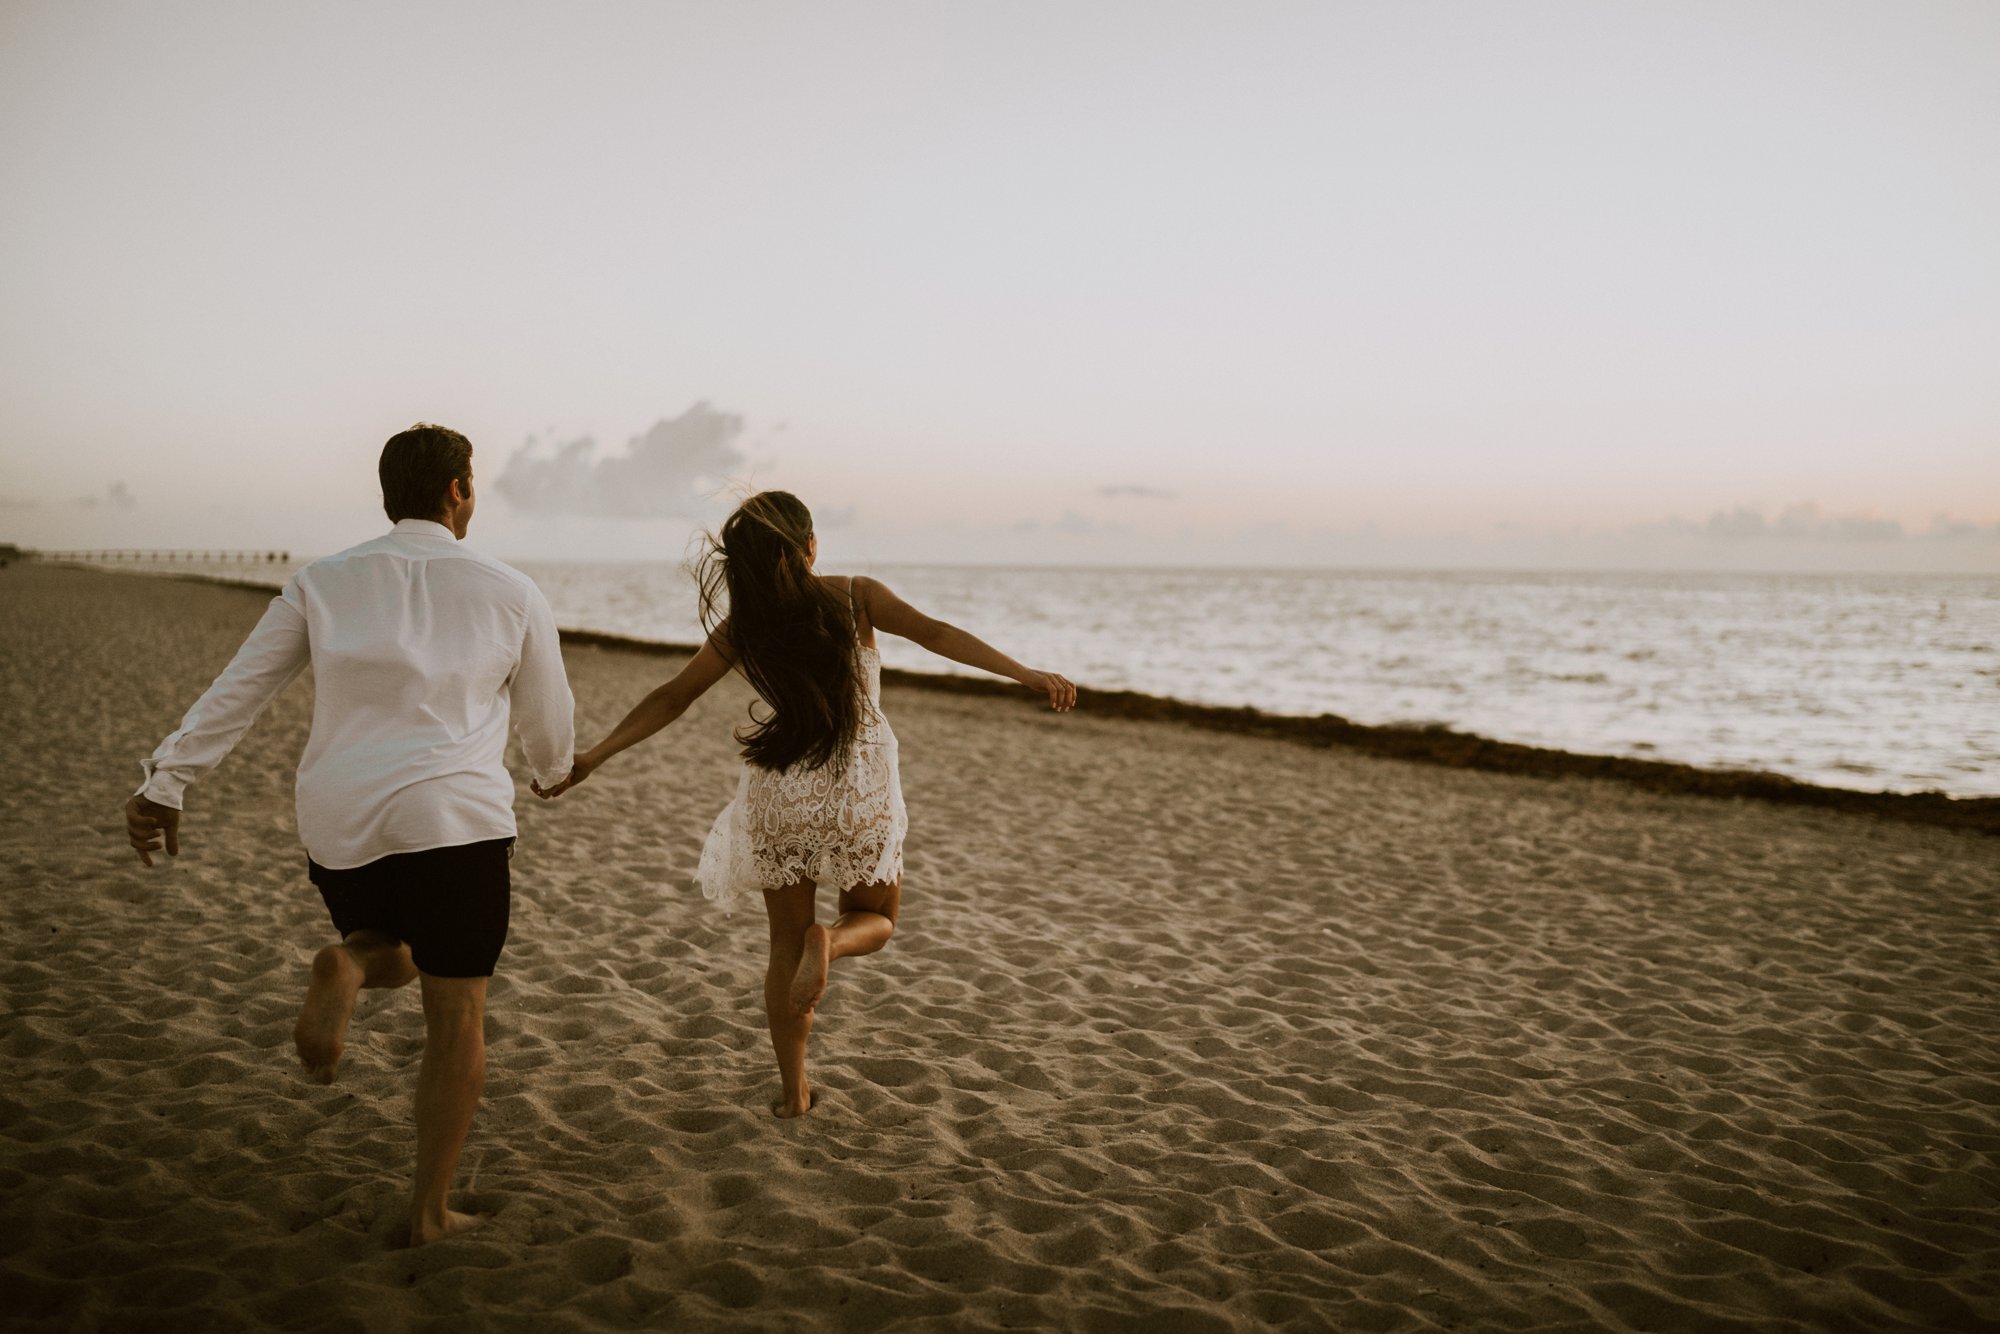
[124,424,575,1246]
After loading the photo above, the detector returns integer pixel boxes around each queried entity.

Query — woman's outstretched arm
[532,633,736,797]
[859,577,1076,712]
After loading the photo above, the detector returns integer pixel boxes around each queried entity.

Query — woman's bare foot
[410,1209,482,1247]
[772,1087,815,1119]
[293,944,363,1084]
[789,923,831,1015]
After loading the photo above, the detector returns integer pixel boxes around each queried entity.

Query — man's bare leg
[294,929,416,1083]
[762,882,818,1118]
[789,877,901,1016]
[411,973,487,1246]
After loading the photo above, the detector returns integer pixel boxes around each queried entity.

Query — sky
[2,0,1995,572]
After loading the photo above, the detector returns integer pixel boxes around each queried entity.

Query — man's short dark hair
[379,424,473,522]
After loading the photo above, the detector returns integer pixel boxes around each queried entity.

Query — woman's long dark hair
[696,491,862,772]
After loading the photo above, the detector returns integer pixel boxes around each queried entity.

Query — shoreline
[66,563,2000,835]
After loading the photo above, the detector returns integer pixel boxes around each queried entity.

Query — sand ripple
[2,565,1997,1331]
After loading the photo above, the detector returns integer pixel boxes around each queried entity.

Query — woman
[536,491,1075,1117]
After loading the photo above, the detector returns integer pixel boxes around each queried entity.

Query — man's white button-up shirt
[138,519,576,869]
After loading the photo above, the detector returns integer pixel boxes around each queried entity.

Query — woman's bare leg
[789,877,901,1017]
[762,880,819,1118]
[294,928,417,1084]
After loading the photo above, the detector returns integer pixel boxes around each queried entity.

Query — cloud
[1010,509,1127,538]
[1670,502,1997,544]
[1916,517,2000,543]
[1699,505,1770,540]
[1918,514,2000,541]
[1096,484,1177,500]
[494,402,745,518]
[0,495,39,510]
[69,481,135,510]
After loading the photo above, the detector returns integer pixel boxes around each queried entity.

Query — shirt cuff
[137,759,187,810]
[531,751,576,790]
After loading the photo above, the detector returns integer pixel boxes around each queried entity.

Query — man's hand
[125,795,181,866]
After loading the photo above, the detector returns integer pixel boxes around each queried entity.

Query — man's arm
[127,584,311,864]
[509,585,577,793]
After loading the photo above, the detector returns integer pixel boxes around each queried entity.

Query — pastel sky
[2,1,1995,571]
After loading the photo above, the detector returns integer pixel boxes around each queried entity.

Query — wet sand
[3,563,1996,1331]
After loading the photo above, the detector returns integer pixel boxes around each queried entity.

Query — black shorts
[308,838,514,978]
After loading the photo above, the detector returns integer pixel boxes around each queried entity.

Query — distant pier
[29,549,292,563]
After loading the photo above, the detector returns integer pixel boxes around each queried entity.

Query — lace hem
[693,773,907,915]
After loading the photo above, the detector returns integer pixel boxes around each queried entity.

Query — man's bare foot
[293,944,362,1084]
[772,1088,815,1119]
[789,924,831,1015]
[410,1209,482,1247]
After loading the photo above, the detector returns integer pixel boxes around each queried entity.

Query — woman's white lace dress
[694,642,907,913]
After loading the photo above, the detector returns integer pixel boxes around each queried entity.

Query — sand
[2,561,1997,1332]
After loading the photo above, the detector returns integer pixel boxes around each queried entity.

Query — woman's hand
[1022,670,1077,713]
[532,749,600,799]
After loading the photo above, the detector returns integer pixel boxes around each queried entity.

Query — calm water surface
[517,562,1998,798]
[90,556,1999,797]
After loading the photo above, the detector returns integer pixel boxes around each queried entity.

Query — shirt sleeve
[137,581,311,809]
[509,584,576,788]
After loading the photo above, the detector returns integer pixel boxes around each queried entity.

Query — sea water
[84,555,1999,797]
[515,562,1997,798]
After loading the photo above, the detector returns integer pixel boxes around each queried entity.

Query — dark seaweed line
[103,569,2000,837]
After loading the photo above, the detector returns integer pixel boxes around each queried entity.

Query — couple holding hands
[123,424,1075,1246]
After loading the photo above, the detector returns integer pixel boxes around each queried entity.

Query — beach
[3,561,1997,1331]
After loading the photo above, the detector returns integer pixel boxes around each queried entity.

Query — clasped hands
[531,751,598,801]
[125,795,181,866]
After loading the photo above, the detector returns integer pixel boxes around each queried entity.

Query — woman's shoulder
[820,572,876,601]
[825,574,877,637]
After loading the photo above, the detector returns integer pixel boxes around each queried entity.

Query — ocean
[73,555,2000,798]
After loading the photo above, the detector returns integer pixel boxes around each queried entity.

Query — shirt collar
[392,518,458,541]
